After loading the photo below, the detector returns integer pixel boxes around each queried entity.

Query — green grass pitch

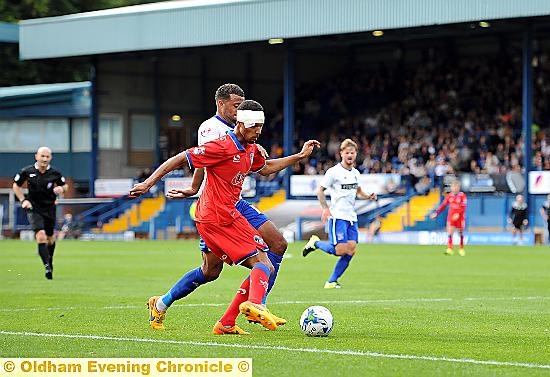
[1,240,549,376]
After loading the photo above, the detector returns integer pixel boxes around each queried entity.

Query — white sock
[156,297,168,312]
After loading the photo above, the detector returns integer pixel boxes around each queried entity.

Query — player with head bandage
[131,97,320,333]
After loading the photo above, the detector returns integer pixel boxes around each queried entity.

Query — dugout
[11,0,550,202]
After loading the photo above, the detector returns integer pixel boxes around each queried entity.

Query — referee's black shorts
[27,206,56,237]
[513,220,524,230]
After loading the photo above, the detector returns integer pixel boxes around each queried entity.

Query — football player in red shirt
[130,100,320,331]
[430,181,467,256]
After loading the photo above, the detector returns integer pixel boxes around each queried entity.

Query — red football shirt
[435,191,467,220]
[185,132,266,226]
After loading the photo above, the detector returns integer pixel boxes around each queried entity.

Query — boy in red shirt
[430,181,467,256]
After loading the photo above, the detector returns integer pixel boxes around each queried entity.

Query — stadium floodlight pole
[522,26,533,229]
[283,45,295,199]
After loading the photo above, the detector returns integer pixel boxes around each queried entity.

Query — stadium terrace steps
[101,196,165,233]
[256,189,286,212]
[380,190,440,232]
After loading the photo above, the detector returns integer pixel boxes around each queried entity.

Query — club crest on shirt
[231,172,246,186]
[193,147,205,155]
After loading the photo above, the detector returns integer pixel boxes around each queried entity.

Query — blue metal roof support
[283,46,294,199]
[200,55,207,123]
[522,27,533,226]
[90,59,99,197]
[153,58,161,167]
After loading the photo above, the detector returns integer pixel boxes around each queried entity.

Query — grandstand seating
[101,196,164,233]
[381,190,440,232]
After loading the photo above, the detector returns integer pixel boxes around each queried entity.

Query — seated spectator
[368,215,382,243]
[58,213,80,240]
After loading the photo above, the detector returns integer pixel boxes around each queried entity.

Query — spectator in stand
[367,215,382,243]
[281,50,550,193]
[58,213,80,240]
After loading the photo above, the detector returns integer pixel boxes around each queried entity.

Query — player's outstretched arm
[431,196,449,219]
[357,187,377,200]
[167,167,205,199]
[317,185,331,224]
[129,152,189,198]
[258,140,321,176]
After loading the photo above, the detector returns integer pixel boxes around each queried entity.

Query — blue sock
[161,267,206,307]
[262,251,283,305]
[328,254,353,283]
[315,240,337,255]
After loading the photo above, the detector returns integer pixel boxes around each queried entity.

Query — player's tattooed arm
[357,187,377,200]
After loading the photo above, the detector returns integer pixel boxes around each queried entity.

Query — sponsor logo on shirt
[341,183,358,190]
[232,155,241,163]
[193,147,205,155]
[200,127,212,137]
[29,174,36,177]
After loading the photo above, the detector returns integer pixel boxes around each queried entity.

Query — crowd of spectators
[262,48,550,193]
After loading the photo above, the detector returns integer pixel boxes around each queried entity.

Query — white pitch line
[1,331,549,370]
[3,296,549,312]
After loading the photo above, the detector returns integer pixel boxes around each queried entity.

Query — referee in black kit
[12,146,68,279]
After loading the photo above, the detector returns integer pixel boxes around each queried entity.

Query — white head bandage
[237,110,265,128]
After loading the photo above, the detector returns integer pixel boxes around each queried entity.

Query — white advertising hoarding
[290,174,401,197]
[528,171,550,194]
[94,178,134,197]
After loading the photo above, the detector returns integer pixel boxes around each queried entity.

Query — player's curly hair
[215,83,245,101]
[237,99,264,111]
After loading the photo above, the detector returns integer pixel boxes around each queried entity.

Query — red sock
[220,277,250,327]
[459,235,464,248]
[447,235,453,249]
[248,264,270,304]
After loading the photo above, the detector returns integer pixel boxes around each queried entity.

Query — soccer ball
[299,306,334,337]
